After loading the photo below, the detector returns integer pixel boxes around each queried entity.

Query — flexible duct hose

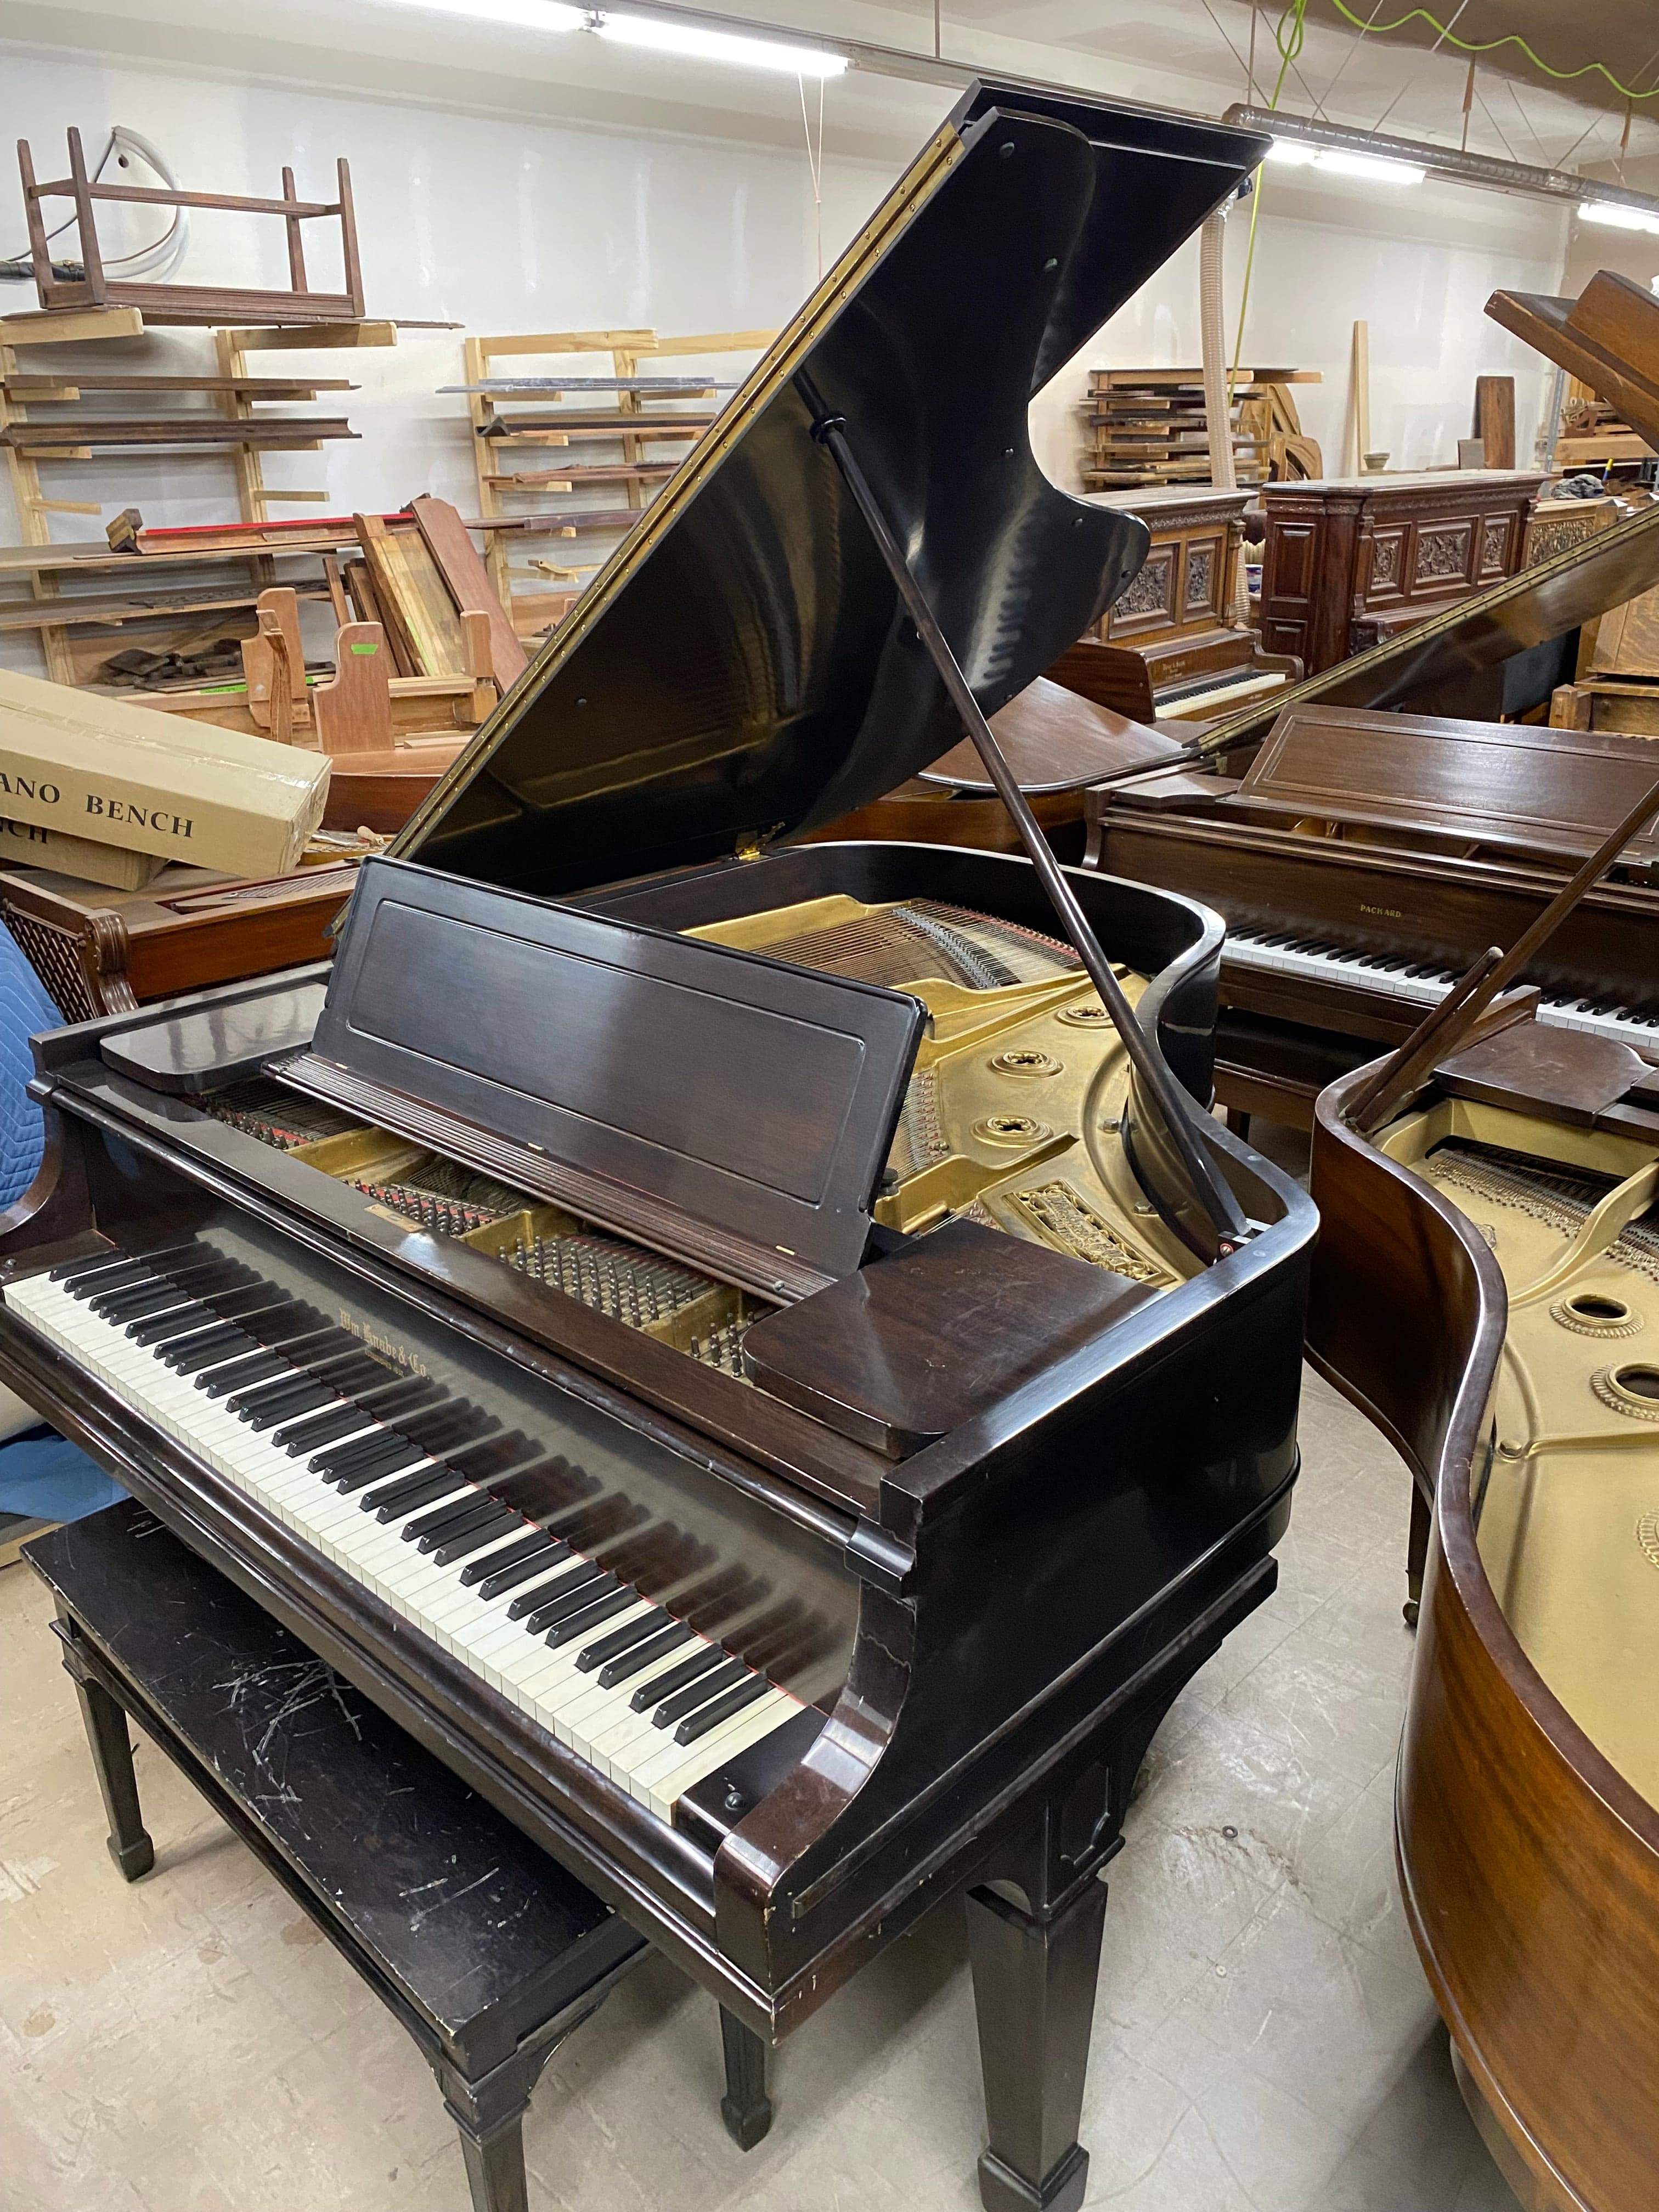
[1199,203,1252,624]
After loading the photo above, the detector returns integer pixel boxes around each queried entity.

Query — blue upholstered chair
[0,927,125,1527]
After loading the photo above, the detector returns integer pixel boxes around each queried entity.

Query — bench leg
[71,1668,154,1881]
[453,2108,531,2212]
[719,2005,772,2149]
[966,1875,1108,2212]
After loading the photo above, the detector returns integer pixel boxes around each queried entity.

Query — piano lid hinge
[734,824,782,862]
[844,1519,916,1596]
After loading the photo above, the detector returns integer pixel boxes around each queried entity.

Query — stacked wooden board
[444,326,773,640]
[1081,368,1319,489]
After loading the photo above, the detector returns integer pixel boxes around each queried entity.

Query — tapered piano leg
[966,1872,1109,2212]
[69,1666,154,1882]
[719,2005,773,2148]
[453,2111,530,2212]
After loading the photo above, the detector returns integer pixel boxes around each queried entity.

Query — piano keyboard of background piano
[178,895,1191,1390]
[1226,927,1659,1054]
[5,1239,848,1826]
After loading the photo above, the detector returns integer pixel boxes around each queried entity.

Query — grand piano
[0,86,1317,2212]
[1086,506,1659,1132]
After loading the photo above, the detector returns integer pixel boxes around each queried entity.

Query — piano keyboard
[5,1246,814,1826]
[1154,669,1290,720]
[1226,929,1659,1056]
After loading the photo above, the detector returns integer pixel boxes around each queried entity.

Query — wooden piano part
[1307,776,1659,2210]
[1259,469,1545,676]
[809,677,1187,857]
[0,859,361,1020]
[1088,696,1659,1132]
[0,86,1321,2212]
[1150,485,1659,760]
[1079,485,1302,720]
[1487,269,1659,455]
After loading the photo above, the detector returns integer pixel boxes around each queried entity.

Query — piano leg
[58,1616,155,1882]
[719,2005,774,2149]
[1404,1478,1431,1628]
[966,1873,1108,2212]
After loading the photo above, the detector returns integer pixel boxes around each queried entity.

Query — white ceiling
[0,0,1652,174]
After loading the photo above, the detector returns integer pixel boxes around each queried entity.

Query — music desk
[25,1499,772,2212]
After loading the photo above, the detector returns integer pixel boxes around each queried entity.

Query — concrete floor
[0,1361,1522,2212]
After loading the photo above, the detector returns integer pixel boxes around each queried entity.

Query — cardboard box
[0,817,165,890]
[0,669,330,878]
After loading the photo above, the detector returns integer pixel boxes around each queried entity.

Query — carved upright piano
[0,86,1317,2212]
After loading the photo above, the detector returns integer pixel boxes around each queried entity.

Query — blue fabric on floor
[0,1426,126,1522]
[0,926,64,1209]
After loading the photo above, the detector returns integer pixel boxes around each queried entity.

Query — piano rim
[1308,1064,1659,2209]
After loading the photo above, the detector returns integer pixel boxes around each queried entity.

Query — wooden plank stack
[1081,368,1318,490]
[445,326,774,641]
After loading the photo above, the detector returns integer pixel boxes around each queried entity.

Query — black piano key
[470,1537,569,1597]
[164,1327,253,1374]
[236,1380,338,1426]
[51,1250,138,1285]
[575,1605,672,1673]
[428,1508,523,1566]
[650,1657,748,1728]
[673,1674,772,1746]
[598,1621,693,1690]
[357,1461,459,1517]
[368,1466,465,1520]
[628,1643,727,1713]
[283,1378,440,1456]
[64,1259,154,1299]
[92,1279,199,1321]
[521,1567,614,1633]
[332,1442,438,1496]
[403,1491,499,1547]
[313,1429,429,1482]
[544,1584,639,1649]
[230,1351,375,1417]
[275,1400,380,1453]
[128,1300,220,1346]
[197,1351,291,1398]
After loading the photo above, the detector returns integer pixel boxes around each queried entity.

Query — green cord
[1280,0,1659,101]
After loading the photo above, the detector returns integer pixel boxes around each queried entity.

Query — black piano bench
[24,1499,774,2212]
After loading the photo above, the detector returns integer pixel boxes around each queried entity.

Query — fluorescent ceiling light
[593,13,847,75]
[1581,199,1659,236]
[372,0,583,24]
[1268,138,1424,185]
[1314,148,1425,185]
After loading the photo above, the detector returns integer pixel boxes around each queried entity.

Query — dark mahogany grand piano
[0,86,1316,2212]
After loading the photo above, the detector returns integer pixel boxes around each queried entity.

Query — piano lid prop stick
[805,401,1254,1255]
[1350,761,1659,1134]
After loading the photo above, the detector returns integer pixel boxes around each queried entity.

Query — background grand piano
[0,84,1317,2212]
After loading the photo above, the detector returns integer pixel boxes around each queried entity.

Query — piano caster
[60,1639,155,1882]
[718,2006,774,2150]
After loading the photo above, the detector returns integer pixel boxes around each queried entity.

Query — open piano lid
[388,83,1271,898]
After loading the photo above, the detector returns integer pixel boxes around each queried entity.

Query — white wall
[1030,173,1571,492]
[0,35,1573,675]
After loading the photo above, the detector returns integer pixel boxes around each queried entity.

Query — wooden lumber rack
[446,326,772,639]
